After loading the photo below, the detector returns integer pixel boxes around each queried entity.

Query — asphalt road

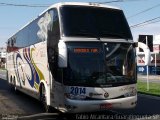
[0,77,44,119]
[116,94,160,117]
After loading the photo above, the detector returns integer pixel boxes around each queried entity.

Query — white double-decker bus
[7,2,138,113]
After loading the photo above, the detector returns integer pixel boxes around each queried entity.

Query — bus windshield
[60,5,132,39]
[63,42,136,87]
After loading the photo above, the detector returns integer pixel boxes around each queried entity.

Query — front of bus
[58,3,137,113]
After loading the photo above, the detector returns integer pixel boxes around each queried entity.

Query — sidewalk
[138,74,160,83]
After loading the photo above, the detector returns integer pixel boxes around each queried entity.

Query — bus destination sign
[74,48,99,53]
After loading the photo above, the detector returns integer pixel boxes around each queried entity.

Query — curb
[138,93,160,100]
[17,113,59,120]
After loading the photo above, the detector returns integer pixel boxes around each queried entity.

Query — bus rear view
[57,3,137,113]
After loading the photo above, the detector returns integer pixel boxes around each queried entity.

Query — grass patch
[137,81,160,96]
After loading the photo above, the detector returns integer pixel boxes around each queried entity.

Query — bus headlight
[124,89,137,97]
[64,93,86,100]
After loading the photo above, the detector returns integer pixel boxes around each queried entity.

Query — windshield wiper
[74,30,101,40]
[101,31,126,39]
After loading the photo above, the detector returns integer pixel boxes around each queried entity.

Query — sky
[0,0,160,47]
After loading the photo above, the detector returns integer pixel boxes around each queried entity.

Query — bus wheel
[9,76,13,90]
[40,84,51,113]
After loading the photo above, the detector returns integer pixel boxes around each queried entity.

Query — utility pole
[146,36,149,91]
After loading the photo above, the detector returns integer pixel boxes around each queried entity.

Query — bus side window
[47,9,60,47]
[7,40,10,52]
[11,39,14,47]
[47,9,61,82]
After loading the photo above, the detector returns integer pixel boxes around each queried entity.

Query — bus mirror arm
[58,40,67,68]
[132,42,138,48]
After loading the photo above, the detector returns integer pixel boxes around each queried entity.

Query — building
[0,47,6,68]
[137,35,160,75]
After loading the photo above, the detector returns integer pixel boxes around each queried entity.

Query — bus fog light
[65,104,77,110]
[131,101,137,105]
[124,89,137,97]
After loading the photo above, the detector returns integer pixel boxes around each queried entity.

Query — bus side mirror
[136,42,151,66]
[58,40,67,68]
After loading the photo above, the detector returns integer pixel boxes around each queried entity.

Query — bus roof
[8,2,121,40]
[47,2,120,11]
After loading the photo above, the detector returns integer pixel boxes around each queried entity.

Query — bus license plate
[100,103,112,109]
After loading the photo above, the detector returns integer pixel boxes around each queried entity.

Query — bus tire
[9,76,13,90]
[40,84,52,113]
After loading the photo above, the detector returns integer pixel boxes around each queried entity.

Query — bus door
[48,42,66,111]
[52,69,65,111]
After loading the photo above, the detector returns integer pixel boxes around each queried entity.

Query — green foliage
[137,81,160,96]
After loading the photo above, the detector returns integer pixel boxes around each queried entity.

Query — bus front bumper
[64,95,137,113]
